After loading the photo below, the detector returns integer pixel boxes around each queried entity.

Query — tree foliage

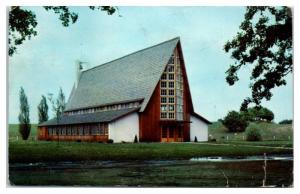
[224,6,292,110]
[37,95,49,124]
[9,6,116,56]
[222,111,248,132]
[18,87,31,140]
[278,119,293,124]
[48,87,66,122]
[241,106,274,122]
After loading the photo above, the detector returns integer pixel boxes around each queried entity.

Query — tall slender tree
[37,95,49,124]
[18,87,31,140]
[48,87,66,144]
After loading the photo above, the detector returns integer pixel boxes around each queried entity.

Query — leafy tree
[257,107,274,122]
[224,6,292,110]
[48,87,66,144]
[37,95,49,124]
[48,87,66,122]
[241,106,274,122]
[9,6,116,56]
[222,111,248,132]
[18,87,31,140]
[278,119,292,124]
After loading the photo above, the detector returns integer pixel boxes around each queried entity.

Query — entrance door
[161,126,183,142]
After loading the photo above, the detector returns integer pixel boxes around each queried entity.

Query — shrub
[134,135,138,143]
[107,139,114,143]
[194,136,198,142]
[246,127,262,141]
[222,111,248,132]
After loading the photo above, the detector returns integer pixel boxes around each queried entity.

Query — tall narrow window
[160,48,184,120]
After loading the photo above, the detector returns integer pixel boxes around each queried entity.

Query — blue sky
[8,6,293,123]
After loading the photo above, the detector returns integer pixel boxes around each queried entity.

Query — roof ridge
[82,36,180,73]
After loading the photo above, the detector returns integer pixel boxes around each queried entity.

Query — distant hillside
[208,121,293,141]
[9,124,38,141]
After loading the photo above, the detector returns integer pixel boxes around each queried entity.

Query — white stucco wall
[190,115,208,142]
[108,112,139,143]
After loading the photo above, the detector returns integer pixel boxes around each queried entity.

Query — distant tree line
[278,119,293,124]
[17,87,66,140]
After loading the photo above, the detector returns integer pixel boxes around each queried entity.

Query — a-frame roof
[65,37,181,112]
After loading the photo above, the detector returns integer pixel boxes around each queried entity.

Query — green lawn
[8,124,37,141]
[8,123,293,163]
[208,121,293,141]
[9,140,293,163]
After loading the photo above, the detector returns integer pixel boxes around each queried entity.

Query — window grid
[160,49,184,120]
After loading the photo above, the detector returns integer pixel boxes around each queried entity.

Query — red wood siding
[139,44,193,142]
[139,81,161,142]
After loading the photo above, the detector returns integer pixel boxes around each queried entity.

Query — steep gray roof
[65,37,180,112]
[39,108,139,126]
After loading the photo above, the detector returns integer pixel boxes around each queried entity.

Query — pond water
[9,155,293,187]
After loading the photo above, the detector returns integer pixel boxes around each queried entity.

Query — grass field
[8,123,293,163]
[9,140,293,163]
[8,123,293,187]
[208,121,293,142]
[8,124,37,141]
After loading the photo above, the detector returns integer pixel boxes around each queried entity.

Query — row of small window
[67,102,140,116]
[161,104,183,112]
[165,65,175,73]
[160,112,184,120]
[161,81,174,88]
[161,104,175,112]
[161,73,175,80]
[161,112,175,119]
[161,89,175,96]
[48,126,108,136]
[161,97,175,104]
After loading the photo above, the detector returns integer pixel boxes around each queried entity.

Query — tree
[278,119,292,124]
[37,95,49,124]
[18,87,31,140]
[241,106,274,122]
[222,111,248,132]
[48,87,66,122]
[224,6,292,110]
[9,6,117,56]
[48,87,66,143]
[257,107,274,122]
